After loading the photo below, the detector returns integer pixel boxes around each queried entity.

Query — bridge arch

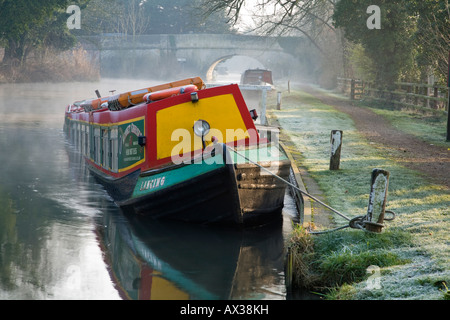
[205,54,268,82]
[206,55,236,82]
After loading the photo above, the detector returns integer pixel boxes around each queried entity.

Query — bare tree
[202,0,344,86]
[203,0,338,54]
[416,8,450,82]
[114,0,150,38]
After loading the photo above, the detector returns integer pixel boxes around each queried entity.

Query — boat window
[74,123,78,147]
[80,124,85,153]
[94,127,101,164]
[110,127,119,173]
[77,123,81,148]
[102,129,109,169]
[71,122,76,144]
[109,139,113,171]
[85,125,90,157]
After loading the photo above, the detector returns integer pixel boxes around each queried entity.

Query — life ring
[70,77,205,111]
[143,85,198,103]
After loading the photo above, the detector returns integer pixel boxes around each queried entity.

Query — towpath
[270,83,449,229]
[301,85,450,189]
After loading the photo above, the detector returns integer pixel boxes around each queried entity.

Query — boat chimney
[191,92,199,102]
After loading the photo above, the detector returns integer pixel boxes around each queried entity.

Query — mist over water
[0,79,297,300]
[0,80,131,299]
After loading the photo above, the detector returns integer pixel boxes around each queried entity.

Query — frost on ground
[268,87,449,300]
[353,254,449,300]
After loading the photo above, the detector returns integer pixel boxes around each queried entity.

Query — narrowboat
[64,77,291,226]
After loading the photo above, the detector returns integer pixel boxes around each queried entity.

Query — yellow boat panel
[156,93,250,160]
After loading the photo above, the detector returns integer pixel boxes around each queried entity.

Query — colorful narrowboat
[64,77,291,226]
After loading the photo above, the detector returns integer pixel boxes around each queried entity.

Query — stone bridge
[78,34,304,81]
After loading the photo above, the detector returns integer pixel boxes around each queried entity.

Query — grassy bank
[365,105,448,148]
[267,88,450,299]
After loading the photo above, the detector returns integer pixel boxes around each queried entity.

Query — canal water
[0,79,299,300]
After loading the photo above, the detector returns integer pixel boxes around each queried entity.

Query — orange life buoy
[143,85,198,103]
[114,77,204,109]
[72,77,205,112]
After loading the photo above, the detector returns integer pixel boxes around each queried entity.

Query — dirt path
[302,85,450,188]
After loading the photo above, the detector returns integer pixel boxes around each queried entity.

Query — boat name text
[139,176,166,191]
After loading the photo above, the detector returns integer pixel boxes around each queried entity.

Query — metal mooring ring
[349,216,366,230]
[384,210,396,221]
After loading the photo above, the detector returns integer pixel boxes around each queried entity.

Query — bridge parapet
[77,34,303,80]
[95,34,285,51]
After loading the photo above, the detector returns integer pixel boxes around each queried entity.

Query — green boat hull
[90,143,290,226]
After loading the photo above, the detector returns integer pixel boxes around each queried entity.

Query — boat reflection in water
[96,210,287,300]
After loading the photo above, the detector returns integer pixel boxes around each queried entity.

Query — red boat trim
[65,84,262,178]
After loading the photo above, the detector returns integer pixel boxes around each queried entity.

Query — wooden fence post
[407,84,412,104]
[330,130,343,170]
[423,86,428,108]
[434,86,439,109]
[350,79,356,100]
[337,77,448,118]
[365,169,390,233]
[414,85,419,105]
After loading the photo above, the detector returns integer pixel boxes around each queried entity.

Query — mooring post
[285,247,293,291]
[260,88,268,125]
[446,50,450,141]
[365,169,390,233]
[277,91,282,110]
[330,130,343,170]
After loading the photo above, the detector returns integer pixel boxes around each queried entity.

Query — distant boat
[240,69,273,86]
[64,77,291,226]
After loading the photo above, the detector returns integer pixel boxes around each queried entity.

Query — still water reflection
[99,208,287,300]
[0,80,297,300]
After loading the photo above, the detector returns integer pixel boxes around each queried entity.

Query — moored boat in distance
[64,77,291,226]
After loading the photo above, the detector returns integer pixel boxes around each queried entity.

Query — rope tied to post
[229,146,396,234]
